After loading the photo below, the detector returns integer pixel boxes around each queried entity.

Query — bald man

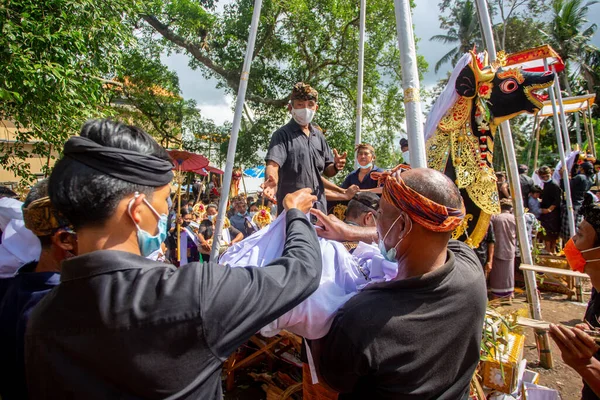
[310,167,487,399]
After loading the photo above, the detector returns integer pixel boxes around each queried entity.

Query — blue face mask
[128,194,168,257]
[237,212,246,217]
[377,213,412,262]
[359,162,373,169]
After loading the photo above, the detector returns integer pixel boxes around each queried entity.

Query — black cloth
[570,174,595,208]
[63,136,174,186]
[583,288,600,400]
[314,240,487,399]
[0,262,60,400]
[474,220,495,267]
[519,173,534,205]
[539,180,562,237]
[265,119,333,214]
[25,209,322,400]
[341,166,384,190]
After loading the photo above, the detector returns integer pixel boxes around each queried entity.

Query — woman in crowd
[538,165,562,253]
[198,204,243,262]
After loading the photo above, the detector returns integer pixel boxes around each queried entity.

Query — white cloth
[221,212,398,339]
[0,197,25,231]
[0,219,41,278]
[552,150,579,184]
[424,53,472,142]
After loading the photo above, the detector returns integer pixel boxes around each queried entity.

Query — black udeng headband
[63,136,174,187]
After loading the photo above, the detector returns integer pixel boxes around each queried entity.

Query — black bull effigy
[426,52,555,248]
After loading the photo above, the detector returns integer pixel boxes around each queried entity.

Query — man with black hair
[519,164,534,205]
[263,82,347,215]
[344,192,379,227]
[25,119,322,399]
[0,180,76,400]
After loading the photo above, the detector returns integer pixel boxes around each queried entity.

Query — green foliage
[0,0,138,182]
[141,0,426,171]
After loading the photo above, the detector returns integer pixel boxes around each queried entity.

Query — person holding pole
[263,82,347,215]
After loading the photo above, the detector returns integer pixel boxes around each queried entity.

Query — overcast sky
[161,0,600,125]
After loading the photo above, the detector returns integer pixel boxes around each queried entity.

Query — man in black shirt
[310,167,487,399]
[263,82,347,214]
[25,119,322,399]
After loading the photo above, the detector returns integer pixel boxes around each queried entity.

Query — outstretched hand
[333,149,347,172]
[309,208,351,241]
[261,175,277,202]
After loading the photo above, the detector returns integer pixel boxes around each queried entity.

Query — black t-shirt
[474,220,495,267]
[314,240,487,399]
[266,119,333,214]
[583,288,600,400]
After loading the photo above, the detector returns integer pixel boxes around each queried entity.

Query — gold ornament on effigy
[333,204,347,221]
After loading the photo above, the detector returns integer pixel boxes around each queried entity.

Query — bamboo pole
[532,116,542,173]
[475,0,552,368]
[564,76,583,150]
[583,108,592,154]
[546,62,576,240]
[241,169,248,195]
[392,0,425,168]
[354,0,366,168]
[588,106,596,158]
[527,114,539,170]
[552,67,572,152]
[211,0,263,261]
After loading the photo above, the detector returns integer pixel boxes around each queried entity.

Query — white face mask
[291,107,315,126]
[402,151,410,165]
[377,213,412,262]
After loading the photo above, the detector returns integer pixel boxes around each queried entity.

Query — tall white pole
[552,66,572,152]
[546,61,576,239]
[475,0,552,366]
[392,0,425,168]
[211,0,263,261]
[354,0,366,168]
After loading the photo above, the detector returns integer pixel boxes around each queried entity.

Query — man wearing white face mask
[264,82,347,215]
[309,166,487,399]
[25,120,323,399]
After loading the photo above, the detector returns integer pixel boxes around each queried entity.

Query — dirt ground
[507,290,592,400]
[223,290,593,400]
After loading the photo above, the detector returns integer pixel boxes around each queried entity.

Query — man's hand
[344,184,360,200]
[310,208,354,241]
[261,175,277,202]
[484,262,492,278]
[550,324,599,372]
[333,149,347,172]
[283,188,317,213]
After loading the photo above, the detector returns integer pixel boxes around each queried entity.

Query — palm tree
[545,0,598,64]
[430,0,483,73]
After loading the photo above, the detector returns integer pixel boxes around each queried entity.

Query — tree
[430,0,483,73]
[0,0,138,182]
[139,0,426,171]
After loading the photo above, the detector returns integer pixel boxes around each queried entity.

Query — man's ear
[364,212,376,227]
[287,103,293,112]
[455,64,477,98]
[315,104,319,112]
[52,230,77,252]
[128,193,146,225]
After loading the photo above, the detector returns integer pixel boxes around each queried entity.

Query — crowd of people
[0,81,598,400]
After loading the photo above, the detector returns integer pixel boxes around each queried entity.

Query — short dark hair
[0,186,18,199]
[530,185,542,194]
[346,192,380,220]
[518,164,528,174]
[49,119,171,229]
[500,198,513,210]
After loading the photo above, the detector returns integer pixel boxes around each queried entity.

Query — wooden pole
[476,0,552,368]
[527,114,539,170]
[588,106,596,158]
[210,0,263,260]
[583,109,592,153]
[354,0,366,168]
[241,169,248,195]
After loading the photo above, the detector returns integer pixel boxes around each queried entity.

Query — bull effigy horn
[470,51,495,84]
